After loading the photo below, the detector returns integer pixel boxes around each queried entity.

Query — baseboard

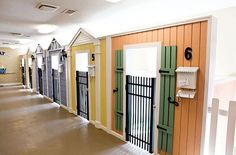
[69,109,77,116]
[68,107,76,114]
[89,120,125,141]
[43,95,53,102]
[60,104,70,112]
[109,130,125,141]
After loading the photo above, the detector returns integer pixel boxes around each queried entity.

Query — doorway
[124,43,161,153]
[37,55,43,94]
[28,58,32,89]
[21,58,25,85]
[76,52,89,120]
[51,54,60,104]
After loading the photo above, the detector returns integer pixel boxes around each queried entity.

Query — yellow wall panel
[100,39,107,126]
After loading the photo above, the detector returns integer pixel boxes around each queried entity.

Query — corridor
[0,85,149,155]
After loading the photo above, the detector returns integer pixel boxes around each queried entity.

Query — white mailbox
[88,65,95,77]
[176,67,199,99]
[58,64,63,73]
[41,64,45,71]
[176,67,199,89]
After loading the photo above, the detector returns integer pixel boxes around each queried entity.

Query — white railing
[208,98,236,155]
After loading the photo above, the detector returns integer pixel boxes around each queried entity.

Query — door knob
[113,88,118,93]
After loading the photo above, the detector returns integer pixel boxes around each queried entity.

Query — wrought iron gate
[76,71,89,120]
[29,67,32,89]
[38,68,43,94]
[52,69,60,103]
[126,75,156,153]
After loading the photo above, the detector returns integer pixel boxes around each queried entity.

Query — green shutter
[115,50,123,131]
[158,46,177,153]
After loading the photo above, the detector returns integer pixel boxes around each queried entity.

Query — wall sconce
[31,55,36,61]
[60,50,67,61]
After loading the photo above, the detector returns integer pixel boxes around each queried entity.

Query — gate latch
[113,88,118,93]
[168,97,179,106]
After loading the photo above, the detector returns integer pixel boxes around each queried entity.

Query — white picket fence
[208,98,236,155]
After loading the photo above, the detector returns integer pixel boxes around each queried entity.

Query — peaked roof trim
[69,28,99,48]
[47,38,63,51]
[35,44,43,54]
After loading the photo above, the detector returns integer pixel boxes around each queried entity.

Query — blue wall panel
[59,55,67,106]
[47,55,53,99]
[42,57,47,96]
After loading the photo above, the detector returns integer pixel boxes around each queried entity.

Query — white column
[32,54,37,93]
[66,48,73,113]
[25,51,30,89]
[94,41,101,127]
[106,36,112,130]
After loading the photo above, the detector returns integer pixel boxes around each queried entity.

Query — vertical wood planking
[163,28,170,46]
[183,24,192,66]
[158,29,164,44]
[137,32,142,43]
[111,21,208,155]
[179,24,192,155]
[147,31,153,42]
[168,27,177,155]
[173,25,184,155]
[194,21,207,155]
[141,32,148,43]
[170,27,177,45]
[153,30,158,42]
[186,23,200,155]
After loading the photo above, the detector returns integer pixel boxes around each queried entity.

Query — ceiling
[0,0,236,51]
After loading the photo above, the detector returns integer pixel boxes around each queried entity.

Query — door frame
[37,54,43,94]
[123,42,162,154]
[51,53,61,104]
[74,50,91,120]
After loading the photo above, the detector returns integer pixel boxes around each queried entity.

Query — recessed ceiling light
[37,24,58,34]
[18,39,32,44]
[106,0,121,3]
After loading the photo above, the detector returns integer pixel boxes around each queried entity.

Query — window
[76,53,88,72]
[125,46,158,77]
[51,55,59,70]
[37,56,42,68]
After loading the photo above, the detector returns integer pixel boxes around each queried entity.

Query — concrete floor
[0,85,150,155]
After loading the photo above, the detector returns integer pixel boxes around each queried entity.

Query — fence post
[209,98,219,155]
[225,101,236,155]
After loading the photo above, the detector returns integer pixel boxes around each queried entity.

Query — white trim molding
[94,41,101,124]
[123,42,162,154]
[106,36,112,130]
[201,16,217,155]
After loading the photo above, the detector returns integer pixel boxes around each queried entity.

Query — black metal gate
[29,67,32,89]
[38,68,43,94]
[76,71,89,120]
[52,69,60,103]
[125,75,156,153]
[21,67,25,85]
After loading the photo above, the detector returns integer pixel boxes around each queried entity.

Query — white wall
[210,7,236,77]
